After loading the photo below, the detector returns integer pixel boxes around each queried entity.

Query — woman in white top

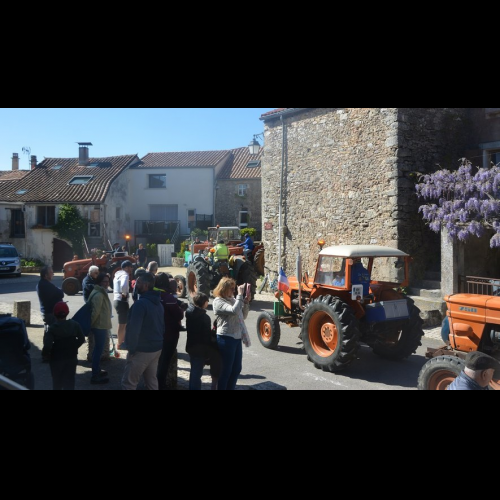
[212,277,250,390]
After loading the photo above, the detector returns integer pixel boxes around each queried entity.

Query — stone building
[261,108,467,277]
[215,147,263,237]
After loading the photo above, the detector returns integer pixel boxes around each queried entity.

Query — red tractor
[62,251,137,295]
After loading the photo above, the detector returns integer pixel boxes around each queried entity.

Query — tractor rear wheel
[236,262,258,301]
[186,260,211,303]
[301,296,361,372]
[253,247,265,277]
[62,277,81,296]
[372,298,424,360]
[417,356,465,390]
[175,275,187,298]
[257,312,281,350]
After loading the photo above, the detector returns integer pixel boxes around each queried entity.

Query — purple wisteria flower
[416,159,500,248]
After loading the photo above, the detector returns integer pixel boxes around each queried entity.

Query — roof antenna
[22,147,31,169]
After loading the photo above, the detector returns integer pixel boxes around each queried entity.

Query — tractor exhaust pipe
[297,248,305,311]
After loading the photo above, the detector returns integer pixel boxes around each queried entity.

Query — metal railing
[459,275,500,295]
[134,220,181,244]
[0,373,29,390]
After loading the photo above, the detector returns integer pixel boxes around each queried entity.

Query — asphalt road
[0,272,443,390]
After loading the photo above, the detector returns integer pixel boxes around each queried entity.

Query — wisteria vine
[416,159,500,248]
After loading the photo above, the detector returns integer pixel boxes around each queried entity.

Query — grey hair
[89,265,100,275]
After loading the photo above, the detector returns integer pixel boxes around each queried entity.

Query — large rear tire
[257,312,281,350]
[301,296,361,373]
[175,275,187,298]
[186,261,211,303]
[236,262,258,301]
[417,356,465,390]
[254,247,265,277]
[62,277,81,296]
[371,298,424,360]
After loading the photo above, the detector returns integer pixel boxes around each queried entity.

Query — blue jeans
[91,328,108,376]
[216,335,242,391]
[189,356,206,390]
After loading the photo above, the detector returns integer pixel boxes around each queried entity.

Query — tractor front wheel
[62,277,81,296]
[257,312,281,350]
[417,356,465,390]
[175,275,187,298]
[301,296,361,372]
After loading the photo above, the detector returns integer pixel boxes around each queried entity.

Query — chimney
[78,142,93,166]
[12,153,19,171]
[30,155,37,170]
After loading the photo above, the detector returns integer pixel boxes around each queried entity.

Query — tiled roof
[0,155,140,204]
[0,170,31,181]
[261,108,289,118]
[137,150,231,168]
[217,147,262,180]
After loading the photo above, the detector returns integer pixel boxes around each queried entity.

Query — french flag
[278,267,290,293]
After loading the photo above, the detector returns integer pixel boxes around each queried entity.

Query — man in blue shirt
[351,258,371,296]
[448,351,500,390]
[238,233,255,261]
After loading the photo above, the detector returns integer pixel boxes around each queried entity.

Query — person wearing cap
[447,351,500,390]
[42,301,85,390]
[114,260,133,351]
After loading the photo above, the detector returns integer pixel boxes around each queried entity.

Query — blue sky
[0,108,276,170]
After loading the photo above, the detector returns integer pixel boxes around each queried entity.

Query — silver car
[0,244,22,278]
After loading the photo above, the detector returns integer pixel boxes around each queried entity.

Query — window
[51,165,62,170]
[247,160,261,168]
[69,176,93,185]
[492,152,500,166]
[87,162,99,168]
[149,174,167,189]
[188,209,196,230]
[15,189,28,195]
[238,184,249,197]
[37,206,56,227]
[239,211,249,229]
[10,210,25,238]
[150,205,178,221]
[116,207,122,220]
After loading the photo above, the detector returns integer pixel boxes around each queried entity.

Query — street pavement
[0,268,444,390]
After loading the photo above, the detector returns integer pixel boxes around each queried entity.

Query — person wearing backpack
[88,273,112,385]
[42,302,85,390]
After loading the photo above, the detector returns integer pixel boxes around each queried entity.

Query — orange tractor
[257,244,424,372]
[417,286,500,390]
[175,227,264,300]
[62,251,137,295]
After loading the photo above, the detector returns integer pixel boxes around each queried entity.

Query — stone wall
[262,108,400,276]
[395,108,468,280]
[262,107,468,281]
[215,179,262,236]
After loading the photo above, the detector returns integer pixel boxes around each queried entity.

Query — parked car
[0,243,22,278]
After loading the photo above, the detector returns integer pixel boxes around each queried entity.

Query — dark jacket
[42,319,85,361]
[136,248,147,263]
[82,274,97,303]
[125,290,164,355]
[185,304,212,358]
[447,371,489,391]
[36,279,64,316]
[159,290,184,342]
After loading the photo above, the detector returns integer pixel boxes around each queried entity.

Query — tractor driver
[351,258,371,295]
[214,239,229,263]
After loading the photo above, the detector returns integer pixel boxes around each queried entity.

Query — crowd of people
[33,250,252,390]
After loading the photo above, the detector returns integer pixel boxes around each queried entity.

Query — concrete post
[441,229,465,297]
[13,301,30,325]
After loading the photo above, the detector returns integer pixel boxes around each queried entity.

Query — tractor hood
[63,258,92,269]
[445,294,500,309]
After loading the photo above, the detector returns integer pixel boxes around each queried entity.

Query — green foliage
[52,204,87,257]
[177,240,190,258]
[191,228,208,238]
[240,228,257,238]
[21,258,45,267]
[146,243,157,257]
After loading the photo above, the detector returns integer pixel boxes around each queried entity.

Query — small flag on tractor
[278,267,290,293]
